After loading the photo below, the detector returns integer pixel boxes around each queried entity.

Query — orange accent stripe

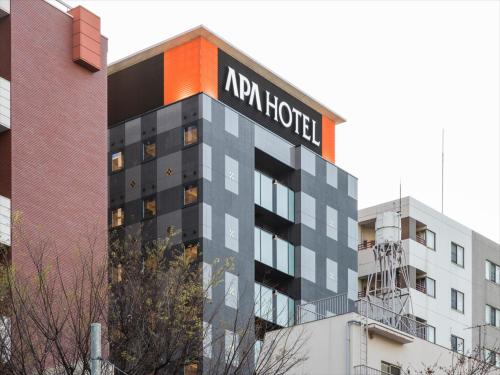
[321,115,335,163]
[163,37,218,105]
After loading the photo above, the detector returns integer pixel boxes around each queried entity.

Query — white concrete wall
[407,198,473,353]
[266,312,471,375]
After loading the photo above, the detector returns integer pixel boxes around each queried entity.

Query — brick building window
[111,207,124,228]
[111,151,124,172]
[184,125,198,146]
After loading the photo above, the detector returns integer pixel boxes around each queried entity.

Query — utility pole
[91,323,101,375]
[465,323,488,359]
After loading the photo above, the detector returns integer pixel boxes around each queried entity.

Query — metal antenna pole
[91,323,101,375]
[441,129,444,213]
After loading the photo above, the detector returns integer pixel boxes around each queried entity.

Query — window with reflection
[184,184,198,206]
[185,244,198,262]
[142,140,156,161]
[111,151,124,172]
[111,207,124,228]
[143,197,156,219]
[184,125,198,146]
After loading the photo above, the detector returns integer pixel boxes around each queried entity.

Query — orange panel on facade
[321,115,336,164]
[68,6,102,72]
[164,37,218,105]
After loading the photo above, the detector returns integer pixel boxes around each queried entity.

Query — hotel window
[184,184,198,206]
[142,140,156,162]
[451,243,464,267]
[451,335,464,354]
[255,283,273,322]
[485,305,500,328]
[185,243,198,262]
[203,262,212,300]
[111,151,124,172]
[111,207,124,228]
[347,217,358,251]
[225,330,239,366]
[203,321,212,359]
[381,361,401,375]
[142,197,156,219]
[183,124,198,146]
[183,364,198,375]
[111,264,123,283]
[225,272,238,310]
[451,289,464,313]
[485,260,500,284]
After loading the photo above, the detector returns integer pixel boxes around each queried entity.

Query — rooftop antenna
[399,179,402,215]
[441,129,444,214]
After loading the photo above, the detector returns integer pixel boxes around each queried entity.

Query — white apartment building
[267,309,497,375]
[358,197,473,354]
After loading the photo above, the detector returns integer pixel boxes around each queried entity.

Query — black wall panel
[218,50,322,155]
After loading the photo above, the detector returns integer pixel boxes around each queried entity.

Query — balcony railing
[353,365,392,375]
[356,298,434,342]
[415,234,426,246]
[296,293,348,324]
[415,279,426,294]
[358,240,376,251]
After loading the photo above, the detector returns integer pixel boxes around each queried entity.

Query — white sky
[70,0,500,242]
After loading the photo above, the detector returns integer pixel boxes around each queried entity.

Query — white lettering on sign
[224,66,320,147]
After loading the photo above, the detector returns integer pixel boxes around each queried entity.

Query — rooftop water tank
[375,211,401,243]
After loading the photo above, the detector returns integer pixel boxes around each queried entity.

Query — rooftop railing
[353,365,392,375]
[296,293,348,324]
[296,294,435,343]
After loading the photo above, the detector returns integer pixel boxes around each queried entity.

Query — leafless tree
[0,220,108,375]
[108,229,308,375]
[0,222,308,375]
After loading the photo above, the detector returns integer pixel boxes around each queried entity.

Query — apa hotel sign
[218,50,323,154]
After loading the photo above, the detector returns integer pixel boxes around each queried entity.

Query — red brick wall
[9,0,107,278]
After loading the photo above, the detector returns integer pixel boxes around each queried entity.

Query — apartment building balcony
[0,195,11,247]
[0,0,9,18]
[358,240,376,251]
[0,77,10,132]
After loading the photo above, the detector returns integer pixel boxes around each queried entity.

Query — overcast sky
[70,0,500,242]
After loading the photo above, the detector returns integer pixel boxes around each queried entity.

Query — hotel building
[107,26,359,370]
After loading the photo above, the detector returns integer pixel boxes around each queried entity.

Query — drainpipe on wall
[346,320,361,374]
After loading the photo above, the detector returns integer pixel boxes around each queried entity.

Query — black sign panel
[218,50,322,155]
